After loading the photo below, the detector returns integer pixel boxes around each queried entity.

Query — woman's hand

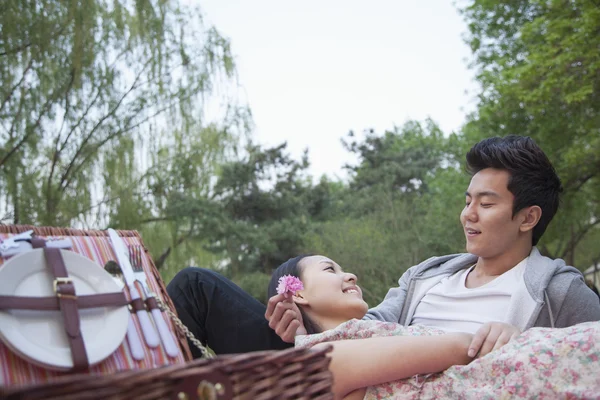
[468,322,521,358]
[265,293,307,342]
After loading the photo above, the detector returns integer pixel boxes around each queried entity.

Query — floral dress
[295,319,600,399]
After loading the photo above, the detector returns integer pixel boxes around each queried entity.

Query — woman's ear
[519,205,542,233]
[293,291,309,306]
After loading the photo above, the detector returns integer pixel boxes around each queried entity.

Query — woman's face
[295,255,368,324]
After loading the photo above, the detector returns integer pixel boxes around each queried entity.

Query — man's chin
[465,244,487,257]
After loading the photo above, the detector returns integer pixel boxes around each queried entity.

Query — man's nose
[463,203,478,222]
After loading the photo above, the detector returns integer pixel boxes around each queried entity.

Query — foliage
[343,119,448,195]
[0,0,239,226]
[0,0,249,274]
[458,0,600,265]
[205,143,317,276]
[153,142,333,299]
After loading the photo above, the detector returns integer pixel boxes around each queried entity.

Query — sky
[199,0,478,180]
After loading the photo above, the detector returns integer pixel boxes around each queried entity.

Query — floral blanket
[296,319,600,399]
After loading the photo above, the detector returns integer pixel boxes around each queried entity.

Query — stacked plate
[0,249,128,370]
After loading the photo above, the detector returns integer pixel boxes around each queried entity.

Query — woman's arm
[314,333,472,399]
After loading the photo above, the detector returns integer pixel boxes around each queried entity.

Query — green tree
[152,142,330,300]
[207,143,316,276]
[0,0,238,227]
[459,0,600,266]
[343,119,448,195]
[1,1,248,272]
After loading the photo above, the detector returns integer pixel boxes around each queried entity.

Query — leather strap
[43,247,89,371]
[0,292,129,311]
[31,237,46,249]
[145,296,159,311]
[130,297,145,312]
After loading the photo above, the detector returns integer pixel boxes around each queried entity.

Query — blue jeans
[166,267,292,358]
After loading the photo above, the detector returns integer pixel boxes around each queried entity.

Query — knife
[107,229,159,348]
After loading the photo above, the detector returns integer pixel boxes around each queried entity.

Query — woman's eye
[324,266,335,272]
[465,202,471,207]
[481,203,493,208]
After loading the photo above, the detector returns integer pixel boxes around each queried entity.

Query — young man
[167,135,600,358]
[265,135,600,357]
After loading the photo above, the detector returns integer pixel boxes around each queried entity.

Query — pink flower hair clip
[276,275,304,298]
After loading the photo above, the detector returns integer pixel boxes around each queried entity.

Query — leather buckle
[53,277,76,299]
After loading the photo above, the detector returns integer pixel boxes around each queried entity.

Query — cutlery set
[106,229,179,360]
[0,229,178,361]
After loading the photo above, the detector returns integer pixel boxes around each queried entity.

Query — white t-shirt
[410,258,528,334]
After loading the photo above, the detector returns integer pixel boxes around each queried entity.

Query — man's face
[460,168,526,259]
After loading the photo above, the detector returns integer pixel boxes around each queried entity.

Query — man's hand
[468,322,521,358]
[265,293,307,343]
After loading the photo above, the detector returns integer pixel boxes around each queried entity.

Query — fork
[128,246,179,358]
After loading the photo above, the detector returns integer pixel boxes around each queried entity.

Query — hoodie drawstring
[544,291,555,328]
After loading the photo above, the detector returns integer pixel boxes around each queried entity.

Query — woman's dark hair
[267,254,322,334]
[466,135,563,246]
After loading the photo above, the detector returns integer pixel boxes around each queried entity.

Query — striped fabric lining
[0,233,186,386]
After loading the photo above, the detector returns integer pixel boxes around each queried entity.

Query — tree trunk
[10,171,19,224]
[566,224,576,266]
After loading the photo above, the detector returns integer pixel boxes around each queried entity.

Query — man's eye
[481,203,493,208]
[465,202,471,207]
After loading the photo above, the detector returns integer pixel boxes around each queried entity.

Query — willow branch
[47,69,77,207]
[0,58,34,115]
[57,66,147,189]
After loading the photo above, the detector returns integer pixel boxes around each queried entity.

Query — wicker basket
[1,345,333,400]
[0,225,334,399]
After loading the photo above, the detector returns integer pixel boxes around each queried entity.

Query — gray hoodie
[365,247,600,331]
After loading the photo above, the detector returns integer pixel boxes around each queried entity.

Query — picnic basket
[0,225,334,399]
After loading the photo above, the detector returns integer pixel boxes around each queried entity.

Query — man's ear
[293,291,309,306]
[519,206,542,233]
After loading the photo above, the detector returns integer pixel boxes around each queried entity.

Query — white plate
[0,249,129,370]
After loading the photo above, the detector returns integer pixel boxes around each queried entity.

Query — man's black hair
[466,135,563,246]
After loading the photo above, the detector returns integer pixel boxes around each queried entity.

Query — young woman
[268,255,600,400]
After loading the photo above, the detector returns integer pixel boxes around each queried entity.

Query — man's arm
[366,254,463,323]
[363,266,414,323]
[553,276,600,327]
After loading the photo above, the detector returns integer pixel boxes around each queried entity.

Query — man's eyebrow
[465,191,500,198]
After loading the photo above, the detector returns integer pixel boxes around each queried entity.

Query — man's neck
[475,244,533,277]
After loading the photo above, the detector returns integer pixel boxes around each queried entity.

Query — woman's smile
[294,255,369,331]
[342,286,361,295]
